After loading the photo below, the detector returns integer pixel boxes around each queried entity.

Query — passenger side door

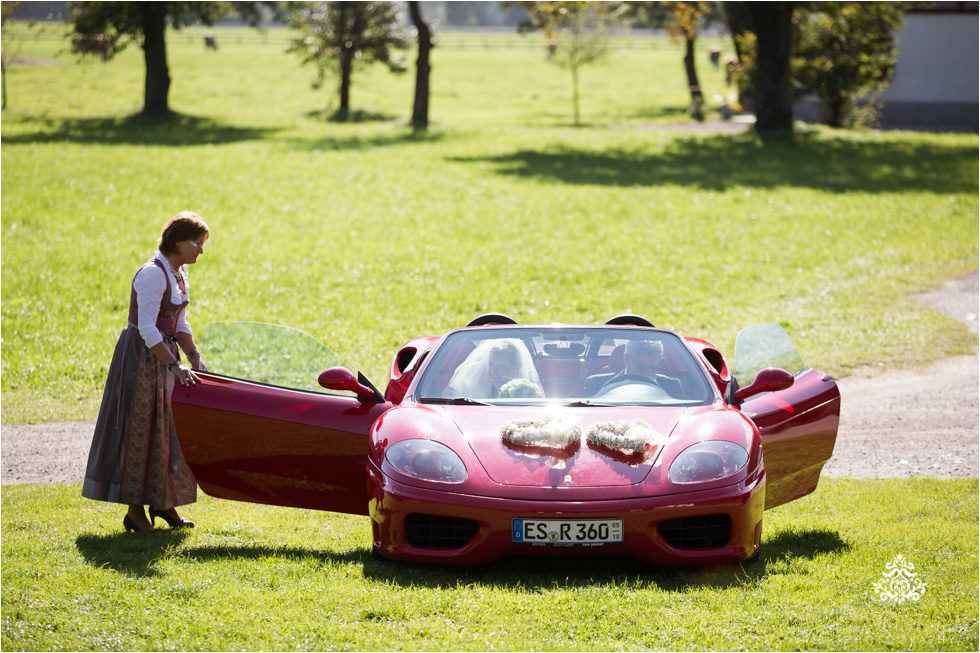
[733,323,841,510]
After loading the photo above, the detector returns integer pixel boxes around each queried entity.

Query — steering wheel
[601,373,660,389]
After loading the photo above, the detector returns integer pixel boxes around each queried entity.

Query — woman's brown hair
[158,211,209,256]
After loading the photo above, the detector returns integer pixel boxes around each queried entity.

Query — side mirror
[318,366,377,400]
[733,367,794,402]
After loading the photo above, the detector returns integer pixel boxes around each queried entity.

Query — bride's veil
[445,338,541,398]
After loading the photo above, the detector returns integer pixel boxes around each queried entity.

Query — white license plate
[512,518,624,546]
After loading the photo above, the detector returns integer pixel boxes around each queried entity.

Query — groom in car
[583,340,681,397]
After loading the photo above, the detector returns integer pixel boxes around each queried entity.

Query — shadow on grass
[283,128,447,152]
[305,108,398,123]
[1,112,278,146]
[75,530,190,578]
[3,110,448,151]
[177,544,368,566]
[448,131,976,193]
[74,524,846,588]
[360,527,849,590]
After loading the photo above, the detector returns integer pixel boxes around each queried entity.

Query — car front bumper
[367,465,766,566]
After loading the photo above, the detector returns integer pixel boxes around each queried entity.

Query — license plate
[512,518,624,546]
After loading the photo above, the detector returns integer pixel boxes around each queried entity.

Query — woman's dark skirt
[82,326,196,509]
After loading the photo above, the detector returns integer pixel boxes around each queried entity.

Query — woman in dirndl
[82,211,210,532]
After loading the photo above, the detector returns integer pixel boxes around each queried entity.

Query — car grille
[657,514,732,549]
[404,513,479,549]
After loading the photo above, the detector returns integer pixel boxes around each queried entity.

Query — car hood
[440,405,688,488]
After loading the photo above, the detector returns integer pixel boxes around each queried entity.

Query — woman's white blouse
[133,252,193,348]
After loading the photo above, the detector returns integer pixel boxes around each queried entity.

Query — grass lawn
[1,27,977,423]
[2,478,977,651]
[1,25,978,653]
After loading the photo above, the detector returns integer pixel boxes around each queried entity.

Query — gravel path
[823,271,978,478]
[3,272,977,485]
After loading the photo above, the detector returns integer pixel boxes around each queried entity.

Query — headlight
[668,441,749,484]
[385,440,467,484]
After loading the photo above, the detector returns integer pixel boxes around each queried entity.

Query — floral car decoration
[501,415,582,450]
[171,314,840,566]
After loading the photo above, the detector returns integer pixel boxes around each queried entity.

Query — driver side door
[171,322,392,515]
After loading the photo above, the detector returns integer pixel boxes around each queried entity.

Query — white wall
[880,13,980,103]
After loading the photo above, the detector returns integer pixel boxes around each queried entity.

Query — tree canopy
[289,1,409,122]
[632,1,717,121]
[516,1,628,126]
[791,2,907,127]
[67,1,272,115]
[61,0,913,131]
[724,1,908,131]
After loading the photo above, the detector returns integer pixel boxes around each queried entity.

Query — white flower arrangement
[586,419,662,455]
[501,414,581,450]
[497,378,545,399]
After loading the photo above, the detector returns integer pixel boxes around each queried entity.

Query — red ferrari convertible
[172,314,839,565]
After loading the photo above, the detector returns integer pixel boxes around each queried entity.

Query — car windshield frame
[414,326,715,407]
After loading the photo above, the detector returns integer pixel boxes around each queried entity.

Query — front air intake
[657,514,731,549]
[404,513,479,549]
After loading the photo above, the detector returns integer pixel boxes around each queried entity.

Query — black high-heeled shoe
[123,514,156,533]
[148,508,195,529]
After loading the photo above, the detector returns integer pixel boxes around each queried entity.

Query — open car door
[733,323,841,510]
[171,322,392,515]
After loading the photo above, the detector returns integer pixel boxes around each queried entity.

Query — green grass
[2,28,978,422]
[2,478,977,650]
[2,30,976,653]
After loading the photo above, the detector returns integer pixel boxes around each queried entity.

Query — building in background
[877,4,978,131]
[796,2,979,132]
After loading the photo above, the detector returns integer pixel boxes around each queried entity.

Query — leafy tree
[66,2,272,116]
[728,2,907,131]
[289,1,409,122]
[666,2,707,120]
[2,1,45,110]
[791,3,906,127]
[408,1,434,131]
[721,2,751,63]
[725,30,756,110]
[516,1,628,126]
[720,2,753,106]
[627,2,726,121]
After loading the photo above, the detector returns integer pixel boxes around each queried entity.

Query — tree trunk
[826,92,845,128]
[337,47,352,121]
[684,36,704,121]
[140,4,170,116]
[747,4,794,134]
[409,1,432,131]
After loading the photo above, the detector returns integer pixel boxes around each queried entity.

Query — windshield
[199,321,357,397]
[415,327,714,406]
